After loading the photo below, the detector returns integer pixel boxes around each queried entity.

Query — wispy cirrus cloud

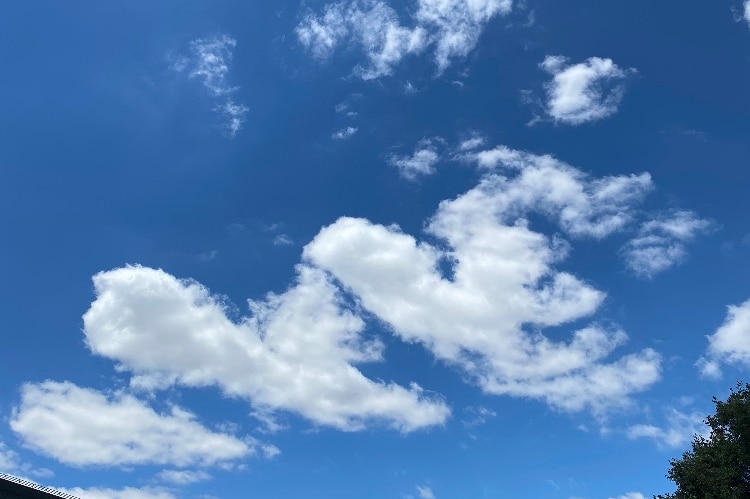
[171,35,248,137]
[297,0,513,79]
[539,56,635,125]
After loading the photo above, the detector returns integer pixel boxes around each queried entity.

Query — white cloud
[82,265,450,433]
[297,0,513,79]
[172,35,248,137]
[332,126,358,140]
[0,442,52,479]
[156,470,211,485]
[698,298,750,378]
[540,56,634,125]
[304,146,661,413]
[745,1,750,25]
[627,409,708,448]
[457,134,485,152]
[389,140,441,179]
[57,487,176,499]
[272,234,294,246]
[462,406,496,428]
[216,100,249,138]
[609,494,646,499]
[460,146,653,238]
[0,442,22,473]
[622,211,712,278]
[10,381,252,468]
[416,485,435,499]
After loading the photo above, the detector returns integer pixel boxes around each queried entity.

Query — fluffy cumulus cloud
[82,265,449,433]
[57,487,176,499]
[416,485,436,499]
[297,0,513,78]
[627,408,708,448]
[622,211,712,278]
[540,56,634,125]
[305,146,662,413]
[10,381,252,468]
[171,35,248,137]
[697,298,750,378]
[389,138,442,179]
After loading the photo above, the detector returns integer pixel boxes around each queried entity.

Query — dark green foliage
[655,382,750,499]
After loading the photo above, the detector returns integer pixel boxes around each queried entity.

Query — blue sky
[1,1,750,498]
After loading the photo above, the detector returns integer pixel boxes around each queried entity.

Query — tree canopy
[655,382,750,499]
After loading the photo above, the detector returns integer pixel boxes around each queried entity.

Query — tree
[655,382,750,499]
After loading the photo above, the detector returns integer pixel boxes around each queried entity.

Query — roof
[0,474,81,499]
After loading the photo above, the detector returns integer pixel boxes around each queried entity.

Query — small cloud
[331,126,358,140]
[456,133,485,152]
[199,250,219,262]
[172,35,248,138]
[157,470,211,485]
[389,138,442,179]
[622,210,713,278]
[539,55,635,125]
[273,234,294,246]
[698,298,750,377]
[404,81,418,94]
[627,408,708,449]
[416,485,435,499]
[462,406,496,428]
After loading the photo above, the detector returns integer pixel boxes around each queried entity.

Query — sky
[1,1,750,498]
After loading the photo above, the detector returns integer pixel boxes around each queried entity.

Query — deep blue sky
[1,2,749,499]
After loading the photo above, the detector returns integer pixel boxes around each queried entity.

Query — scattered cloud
[462,406,497,428]
[273,234,295,246]
[456,134,485,152]
[332,126,358,140]
[622,211,713,278]
[0,442,52,479]
[305,146,661,414]
[10,381,253,468]
[297,0,513,79]
[82,265,450,433]
[745,1,750,25]
[627,409,708,448]
[609,494,646,499]
[416,485,436,499]
[460,146,653,238]
[697,298,750,378]
[0,442,22,473]
[539,56,635,125]
[57,487,176,499]
[171,35,248,137]
[156,470,211,485]
[388,139,442,179]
